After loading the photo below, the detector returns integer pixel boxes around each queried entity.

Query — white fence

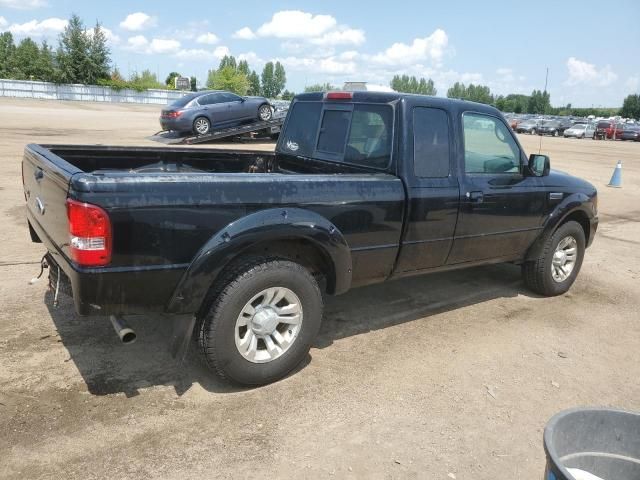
[0,79,188,105]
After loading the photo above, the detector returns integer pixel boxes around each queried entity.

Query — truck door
[394,106,460,273]
[447,112,546,264]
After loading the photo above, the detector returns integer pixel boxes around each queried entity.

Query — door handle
[34,169,44,181]
[466,191,483,203]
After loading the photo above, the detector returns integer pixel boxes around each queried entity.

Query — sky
[1,0,639,107]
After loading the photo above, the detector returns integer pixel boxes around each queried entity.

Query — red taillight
[66,198,112,267]
[162,111,182,119]
[325,91,353,100]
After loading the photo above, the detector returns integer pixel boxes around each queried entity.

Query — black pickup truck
[22,91,598,386]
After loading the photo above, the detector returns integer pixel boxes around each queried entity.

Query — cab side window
[463,113,521,174]
[198,94,220,105]
[413,107,450,178]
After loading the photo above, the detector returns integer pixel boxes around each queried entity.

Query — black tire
[193,116,211,135]
[531,128,537,135]
[553,130,558,137]
[198,256,323,386]
[258,104,272,121]
[522,221,585,297]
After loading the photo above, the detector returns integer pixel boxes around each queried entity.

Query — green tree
[56,14,92,83]
[237,59,250,76]
[304,82,335,92]
[165,71,181,88]
[207,65,249,95]
[247,70,261,95]
[218,55,237,71]
[273,61,286,97]
[12,38,41,79]
[87,22,110,84]
[446,82,494,104]
[281,89,295,101]
[446,81,467,99]
[417,78,437,95]
[527,89,551,114]
[190,75,197,91]
[392,75,436,95]
[620,94,640,119]
[0,32,17,78]
[129,69,164,91]
[261,61,276,98]
[37,40,56,81]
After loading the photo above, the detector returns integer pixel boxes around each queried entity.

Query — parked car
[619,125,640,141]
[537,120,569,137]
[160,90,273,135]
[594,120,624,140]
[23,91,598,386]
[564,123,596,139]
[516,119,540,134]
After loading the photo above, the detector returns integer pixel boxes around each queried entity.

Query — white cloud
[565,57,617,86]
[8,17,67,36]
[174,48,217,61]
[338,50,359,61]
[196,32,219,45]
[149,38,180,54]
[372,29,448,66]
[318,57,356,74]
[624,76,639,92]
[310,28,365,46]
[276,55,355,75]
[119,12,156,32]
[126,35,148,51]
[233,27,257,40]
[126,35,180,54]
[0,0,46,9]
[238,51,263,65]
[257,10,336,39]
[213,45,230,59]
[0,16,7,28]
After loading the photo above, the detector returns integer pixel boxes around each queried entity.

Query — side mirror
[241,97,246,102]
[528,154,550,177]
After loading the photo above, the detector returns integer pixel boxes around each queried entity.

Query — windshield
[572,124,586,130]
[280,101,393,169]
[597,121,611,128]
[169,93,199,108]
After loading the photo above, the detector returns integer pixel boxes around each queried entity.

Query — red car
[595,120,625,140]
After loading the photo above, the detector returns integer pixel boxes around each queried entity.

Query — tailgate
[22,145,79,259]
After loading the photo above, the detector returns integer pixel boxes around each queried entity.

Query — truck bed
[23,144,405,315]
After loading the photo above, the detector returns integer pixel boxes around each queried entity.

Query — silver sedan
[564,123,595,139]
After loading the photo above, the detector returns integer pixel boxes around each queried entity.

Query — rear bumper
[159,116,192,132]
[28,210,187,316]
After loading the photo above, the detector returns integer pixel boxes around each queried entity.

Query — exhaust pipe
[109,315,137,344]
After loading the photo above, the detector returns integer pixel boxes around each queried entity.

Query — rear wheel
[199,257,323,386]
[522,221,585,297]
[193,116,211,135]
[258,104,272,121]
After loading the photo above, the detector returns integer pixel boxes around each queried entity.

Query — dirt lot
[1,98,639,479]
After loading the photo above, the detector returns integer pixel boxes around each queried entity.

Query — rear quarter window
[413,107,450,178]
[281,101,393,169]
[281,102,323,157]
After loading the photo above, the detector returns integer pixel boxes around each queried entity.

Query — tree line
[0,13,292,98]
[205,55,288,98]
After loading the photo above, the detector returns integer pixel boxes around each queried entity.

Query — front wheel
[199,257,323,386]
[522,221,585,296]
[258,104,272,121]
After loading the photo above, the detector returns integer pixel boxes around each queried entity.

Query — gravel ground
[1,98,639,479]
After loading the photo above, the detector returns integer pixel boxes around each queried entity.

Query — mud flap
[170,315,197,363]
